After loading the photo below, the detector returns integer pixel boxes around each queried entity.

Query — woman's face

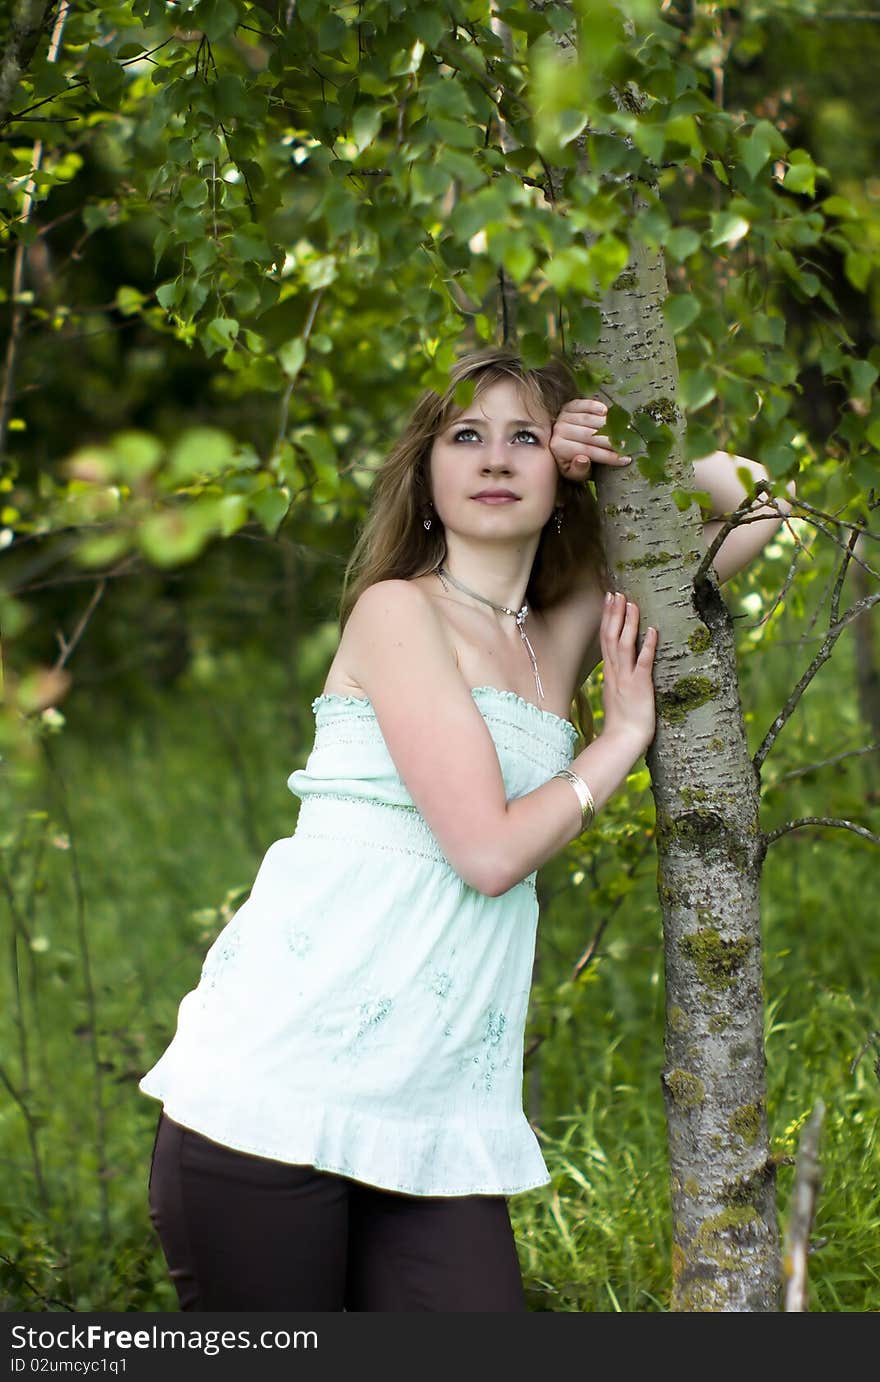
[427,377,560,543]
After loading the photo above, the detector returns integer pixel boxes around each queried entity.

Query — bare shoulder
[540,571,606,686]
[346,578,455,667]
[327,579,454,697]
[339,577,513,896]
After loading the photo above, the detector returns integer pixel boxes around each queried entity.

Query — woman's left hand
[550,398,631,480]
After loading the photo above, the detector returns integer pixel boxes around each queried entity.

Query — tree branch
[764,816,880,848]
[762,742,880,795]
[754,590,880,772]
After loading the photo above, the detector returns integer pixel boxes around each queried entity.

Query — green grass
[1,644,877,1311]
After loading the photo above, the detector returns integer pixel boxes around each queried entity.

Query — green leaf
[763,445,796,477]
[844,252,872,293]
[279,338,306,380]
[783,160,815,197]
[665,227,701,262]
[218,494,249,537]
[663,293,701,334]
[75,531,131,568]
[679,369,716,411]
[168,427,235,482]
[821,195,859,220]
[849,359,879,401]
[111,431,163,480]
[739,119,786,182]
[194,0,240,41]
[318,11,348,51]
[558,109,589,147]
[180,175,208,208]
[672,487,713,513]
[139,507,211,566]
[189,238,219,275]
[250,487,290,536]
[115,286,147,316]
[202,317,239,357]
[231,224,274,263]
[352,105,383,154]
[708,212,750,248]
[545,246,596,295]
[589,234,630,292]
[156,280,182,311]
[494,4,551,40]
[411,7,448,47]
[520,333,550,370]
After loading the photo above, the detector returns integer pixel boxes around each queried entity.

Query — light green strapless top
[139,686,578,1197]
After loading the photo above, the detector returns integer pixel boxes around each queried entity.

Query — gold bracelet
[552,768,595,833]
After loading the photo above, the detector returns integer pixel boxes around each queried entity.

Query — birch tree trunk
[538,19,783,1310]
[582,232,781,1311]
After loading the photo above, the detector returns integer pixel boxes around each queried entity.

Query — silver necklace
[436,564,545,701]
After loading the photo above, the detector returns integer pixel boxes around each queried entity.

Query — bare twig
[754,591,880,771]
[762,742,880,795]
[742,531,809,631]
[273,287,324,459]
[764,816,880,848]
[783,1101,825,1313]
[849,1029,880,1078]
[52,580,106,672]
[0,1063,48,1212]
[693,481,777,585]
[830,524,862,625]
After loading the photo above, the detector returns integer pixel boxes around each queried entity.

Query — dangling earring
[554,505,564,534]
[423,513,432,530]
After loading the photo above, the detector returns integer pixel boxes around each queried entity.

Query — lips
[472,492,520,500]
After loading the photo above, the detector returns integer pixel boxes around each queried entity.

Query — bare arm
[692,451,795,584]
[351,582,656,897]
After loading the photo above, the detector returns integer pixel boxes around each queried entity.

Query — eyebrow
[447,417,547,431]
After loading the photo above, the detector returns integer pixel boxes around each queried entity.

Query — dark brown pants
[147,1112,527,1312]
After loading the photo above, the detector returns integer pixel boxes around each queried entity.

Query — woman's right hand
[599,591,658,755]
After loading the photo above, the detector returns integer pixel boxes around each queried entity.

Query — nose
[481,443,512,474]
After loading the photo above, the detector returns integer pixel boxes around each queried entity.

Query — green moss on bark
[681,927,751,990]
[620,550,678,571]
[612,268,639,291]
[728,1102,762,1147]
[656,675,719,725]
[666,1068,705,1108]
[669,1005,691,1034]
[688,625,712,653]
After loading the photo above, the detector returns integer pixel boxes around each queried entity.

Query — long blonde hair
[339,347,607,744]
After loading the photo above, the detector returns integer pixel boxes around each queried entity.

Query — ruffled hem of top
[139,1074,552,1199]
[312,684,578,747]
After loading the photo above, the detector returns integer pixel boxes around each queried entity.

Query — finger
[636,626,658,667]
[559,398,609,418]
[605,591,626,653]
[599,591,620,664]
[619,599,639,653]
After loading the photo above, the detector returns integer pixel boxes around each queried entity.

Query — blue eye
[452,428,539,443]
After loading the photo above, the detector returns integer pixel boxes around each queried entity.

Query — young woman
[140,347,790,1313]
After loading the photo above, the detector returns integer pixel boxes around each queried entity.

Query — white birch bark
[581,234,780,1310]
[536,7,783,1310]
